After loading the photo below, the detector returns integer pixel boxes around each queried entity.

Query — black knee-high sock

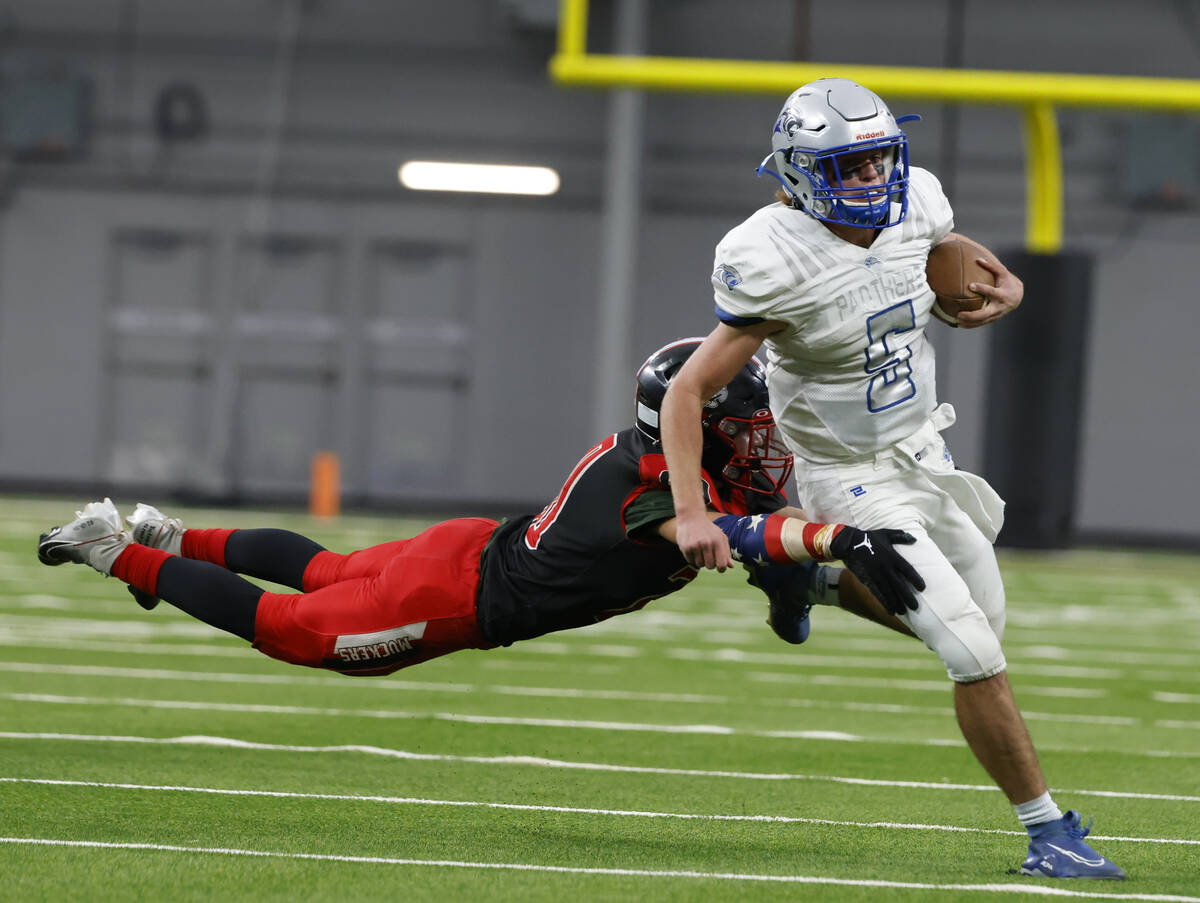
[156,557,263,643]
[222,529,327,590]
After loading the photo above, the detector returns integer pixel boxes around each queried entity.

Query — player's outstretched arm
[660,512,917,639]
[659,323,773,572]
[955,254,1023,329]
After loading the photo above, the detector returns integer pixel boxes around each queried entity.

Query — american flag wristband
[800,522,845,561]
[712,514,791,565]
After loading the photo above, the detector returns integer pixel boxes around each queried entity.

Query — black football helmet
[634,338,793,496]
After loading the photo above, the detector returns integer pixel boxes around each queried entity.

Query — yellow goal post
[549,0,1200,253]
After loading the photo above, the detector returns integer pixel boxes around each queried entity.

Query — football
[925,234,998,322]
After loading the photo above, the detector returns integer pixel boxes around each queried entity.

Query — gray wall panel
[0,191,108,480]
[1078,233,1200,536]
[464,206,600,504]
[107,367,207,487]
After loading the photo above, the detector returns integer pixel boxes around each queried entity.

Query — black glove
[828,527,924,616]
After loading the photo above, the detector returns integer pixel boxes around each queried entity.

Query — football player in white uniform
[659,78,1125,880]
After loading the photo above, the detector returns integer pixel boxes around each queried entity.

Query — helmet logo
[777,111,804,140]
[714,263,742,290]
[855,130,885,140]
[704,387,729,409]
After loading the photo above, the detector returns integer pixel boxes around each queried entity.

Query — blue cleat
[1021,811,1126,880]
[745,561,821,645]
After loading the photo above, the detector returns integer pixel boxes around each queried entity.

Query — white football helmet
[758,78,919,229]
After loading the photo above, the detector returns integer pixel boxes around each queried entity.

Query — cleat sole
[37,531,69,566]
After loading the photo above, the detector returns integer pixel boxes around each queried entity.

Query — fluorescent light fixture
[398,160,560,196]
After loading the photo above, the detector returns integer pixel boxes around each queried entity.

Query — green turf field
[1,496,1197,902]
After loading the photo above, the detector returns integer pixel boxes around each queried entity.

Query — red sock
[111,545,173,596]
[181,528,236,567]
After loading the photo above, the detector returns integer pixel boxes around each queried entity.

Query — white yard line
[5,692,1197,756]
[0,661,479,692]
[0,691,878,739]
[0,628,1171,689]
[0,633,254,658]
[1154,692,1200,704]
[0,661,1148,726]
[5,731,1200,800]
[747,672,1111,698]
[3,777,1197,846]
[588,620,1200,667]
[0,692,1112,748]
[0,625,1187,683]
[4,609,1198,671]
[0,613,219,637]
[667,647,1127,679]
[0,652,1117,699]
[0,837,1195,900]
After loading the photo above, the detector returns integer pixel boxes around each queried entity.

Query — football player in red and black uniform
[37,339,920,676]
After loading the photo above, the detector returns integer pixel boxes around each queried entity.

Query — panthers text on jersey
[475,427,784,646]
[712,166,954,463]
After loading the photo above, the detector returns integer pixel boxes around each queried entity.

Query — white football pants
[793,404,1007,683]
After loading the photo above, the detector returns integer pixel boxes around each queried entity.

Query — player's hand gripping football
[828,527,924,616]
[955,257,1023,329]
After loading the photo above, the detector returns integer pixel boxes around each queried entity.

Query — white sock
[1014,791,1062,829]
[815,565,841,606]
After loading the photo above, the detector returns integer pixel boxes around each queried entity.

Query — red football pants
[253,517,499,676]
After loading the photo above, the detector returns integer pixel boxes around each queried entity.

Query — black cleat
[127,585,160,611]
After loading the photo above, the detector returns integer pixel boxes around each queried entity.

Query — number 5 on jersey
[863,300,917,412]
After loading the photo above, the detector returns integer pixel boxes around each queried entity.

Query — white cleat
[37,498,131,576]
[126,503,185,556]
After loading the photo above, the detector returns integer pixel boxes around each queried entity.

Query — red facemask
[709,410,793,496]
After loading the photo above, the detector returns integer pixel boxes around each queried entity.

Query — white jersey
[712,166,954,463]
